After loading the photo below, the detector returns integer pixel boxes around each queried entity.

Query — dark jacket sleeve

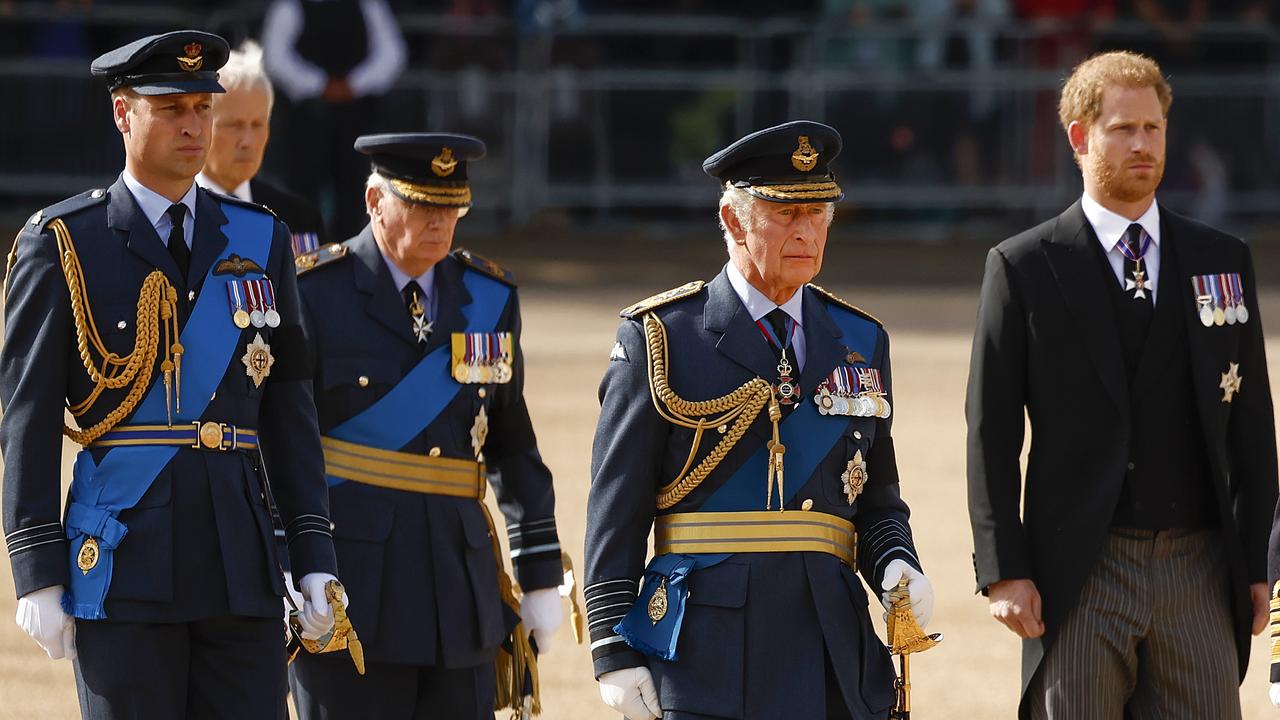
[483,289,561,591]
[0,225,73,599]
[256,219,337,580]
[854,328,924,593]
[966,246,1032,594]
[584,318,666,678]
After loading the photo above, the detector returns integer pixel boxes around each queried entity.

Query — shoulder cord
[643,312,783,510]
[48,219,181,444]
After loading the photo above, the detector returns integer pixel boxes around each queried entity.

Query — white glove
[598,667,661,720]
[1270,681,1280,708]
[879,558,935,630]
[521,587,563,654]
[15,585,75,660]
[296,572,345,640]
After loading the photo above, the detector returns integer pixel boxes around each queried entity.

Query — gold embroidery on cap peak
[791,135,819,172]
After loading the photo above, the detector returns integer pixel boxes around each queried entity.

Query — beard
[1090,153,1164,203]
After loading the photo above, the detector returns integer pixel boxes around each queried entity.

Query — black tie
[403,280,430,344]
[165,204,190,280]
[764,308,792,363]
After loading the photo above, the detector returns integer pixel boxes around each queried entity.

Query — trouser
[1027,529,1240,720]
[290,651,496,720]
[73,615,286,720]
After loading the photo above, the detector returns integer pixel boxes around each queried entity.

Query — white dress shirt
[262,0,407,103]
[1081,192,1162,306]
[726,261,807,369]
[196,172,252,203]
[121,170,197,250]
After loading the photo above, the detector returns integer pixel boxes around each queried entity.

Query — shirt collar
[122,169,197,230]
[377,244,437,299]
[1081,191,1161,254]
[196,172,252,202]
[725,261,804,326]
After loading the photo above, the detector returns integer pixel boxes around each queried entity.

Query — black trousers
[290,652,496,720]
[73,615,286,720]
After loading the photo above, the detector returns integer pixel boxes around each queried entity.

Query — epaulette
[24,188,108,231]
[295,242,351,276]
[808,282,882,326]
[620,280,706,319]
[211,191,278,219]
[453,248,515,286]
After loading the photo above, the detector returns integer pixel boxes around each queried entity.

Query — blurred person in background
[262,0,406,240]
[968,50,1276,719]
[198,40,329,256]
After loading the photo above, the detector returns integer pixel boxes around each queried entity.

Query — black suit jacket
[1,176,337,621]
[966,200,1277,708]
[251,177,328,247]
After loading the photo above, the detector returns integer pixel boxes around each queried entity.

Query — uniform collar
[1081,191,1161,254]
[195,172,252,202]
[725,260,804,327]
[122,168,197,229]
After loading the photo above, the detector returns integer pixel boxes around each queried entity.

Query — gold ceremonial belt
[321,436,485,499]
[90,422,258,451]
[654,510,857,570]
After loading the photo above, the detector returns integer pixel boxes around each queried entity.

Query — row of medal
[291,232,321,258]
[225,278,281,329]
[1191,273,1249,327]
[451,332,514,384]
[814,366,892,419]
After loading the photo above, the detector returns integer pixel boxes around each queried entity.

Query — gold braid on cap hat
[644,312,783,510]
[5,220,183,445]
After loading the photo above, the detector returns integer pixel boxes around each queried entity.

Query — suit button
[801,499,814,511]
[116,320,127,330]
[853,431,862,440]
[357,376,369,387]
[429,447,442,457]
[1127,461,1136,471]
[478,388,487,398]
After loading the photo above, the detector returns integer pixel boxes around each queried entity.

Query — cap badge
[178,42,203,72]
[432,147,458,177]
[791,135,819,172]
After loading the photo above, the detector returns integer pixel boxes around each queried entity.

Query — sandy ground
[1,279,1277,719]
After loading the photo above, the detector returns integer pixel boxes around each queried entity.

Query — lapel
[798,286,844,400]
[187,188,230,295]
[420,254,471,357]
[1129,211,1185,400]
[107,175,184,287]
[702,268,778,382]
[1041,200,1128,411]
[350,226,418,346]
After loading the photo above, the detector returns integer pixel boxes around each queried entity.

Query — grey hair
[216,40,274,113]
[366,171,469,218]
[718,184,760,246]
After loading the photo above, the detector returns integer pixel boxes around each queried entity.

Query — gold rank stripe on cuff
[749,180,843,201]
[654,510,857,570]
[388,178,472,207]
[321,436,485,499]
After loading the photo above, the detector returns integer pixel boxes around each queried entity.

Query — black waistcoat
[297,0,369,78]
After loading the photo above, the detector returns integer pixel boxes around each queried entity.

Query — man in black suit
[967,51,1276,718]
[198,40,329,256]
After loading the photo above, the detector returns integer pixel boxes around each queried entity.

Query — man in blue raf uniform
[289,133,566,719]
[585,121,937,720]
[0,30,342,719]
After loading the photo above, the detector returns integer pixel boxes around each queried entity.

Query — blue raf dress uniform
[0,31,337,719]
[584,122,926,719]
[288,133,564,719]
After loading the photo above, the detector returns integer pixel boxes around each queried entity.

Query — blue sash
[617,303,880,659]
[324,268,511,477]
[63,205,273,619]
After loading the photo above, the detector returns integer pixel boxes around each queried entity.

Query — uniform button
[188,290,196,302]
[357,375,369,387]
[429,447,442,457]
[478,388,487,398]
[853,431,862,440]
[116,320,127,330]
[717,424,728,434]
[801,499,814,511]
[1127,461,1136,471]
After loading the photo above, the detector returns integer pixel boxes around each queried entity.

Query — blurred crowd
[2,0,1279,230]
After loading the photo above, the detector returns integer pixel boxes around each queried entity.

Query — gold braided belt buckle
[193,421,236,451]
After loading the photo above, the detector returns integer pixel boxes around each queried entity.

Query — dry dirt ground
[0,272,1277,718]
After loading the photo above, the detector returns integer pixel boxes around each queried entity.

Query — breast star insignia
[1220,362,1242,403]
